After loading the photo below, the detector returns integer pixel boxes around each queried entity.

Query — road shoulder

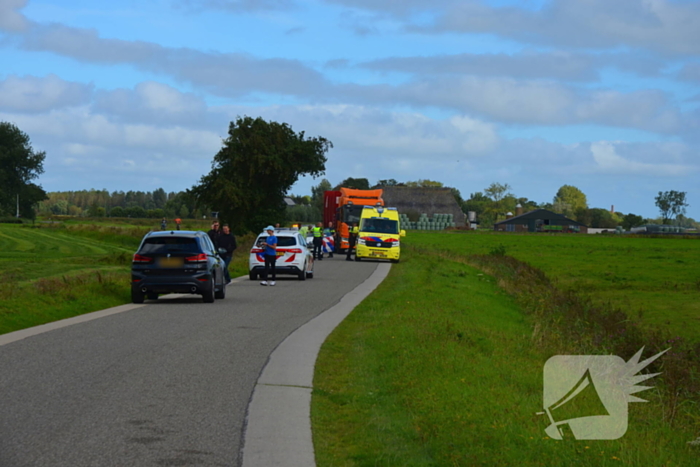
[241,263,392,467]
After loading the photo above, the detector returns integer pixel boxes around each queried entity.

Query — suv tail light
[132,254,153,263]
[185,253,208,263]
[250,247,264,253]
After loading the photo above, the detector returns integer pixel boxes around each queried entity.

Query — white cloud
[0,74,93,112]
[93,82,209,126]
[173,0,298,13]
[590,141,692,176]
[18,22,329,98]
[407,0,700,56]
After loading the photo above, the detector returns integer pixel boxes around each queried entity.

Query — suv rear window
[256,236,297,247]
[140,237,200,254]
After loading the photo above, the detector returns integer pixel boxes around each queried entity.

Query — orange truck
[324,188,384,253]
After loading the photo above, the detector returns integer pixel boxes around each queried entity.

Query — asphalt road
[0,257,379,467]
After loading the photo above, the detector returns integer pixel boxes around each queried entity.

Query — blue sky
[1,0,699,219]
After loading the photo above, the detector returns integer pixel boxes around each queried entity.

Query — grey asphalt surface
[0,257,380,467]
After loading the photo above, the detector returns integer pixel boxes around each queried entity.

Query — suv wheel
[202,280,216,303]
[215,278,226,299]
[298,262,307,281]
[131,288,145,304]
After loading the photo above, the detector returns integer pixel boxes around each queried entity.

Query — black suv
[131,230,226,303]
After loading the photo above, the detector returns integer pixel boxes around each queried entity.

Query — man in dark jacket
[207,221,221,249]
[218,224,237,284]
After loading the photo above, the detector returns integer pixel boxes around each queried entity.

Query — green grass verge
[0,222,255,335]
[408,231,700,340]
[312,244,699,466]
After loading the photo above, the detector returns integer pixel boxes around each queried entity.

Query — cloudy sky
[1,0,699,218]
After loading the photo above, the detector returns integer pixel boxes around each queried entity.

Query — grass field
[0,220,253,334]
[408,231,700,341]
[312,238,700,466]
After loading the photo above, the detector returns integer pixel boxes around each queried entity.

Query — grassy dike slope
[312,240,698,466]
[412,231,700,340]
[0,223,142,334]
[0,222,254,335]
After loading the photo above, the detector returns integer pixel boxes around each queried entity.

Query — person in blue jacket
[260,226,277,286]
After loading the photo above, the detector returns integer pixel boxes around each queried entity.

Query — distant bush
[0,217,23,224]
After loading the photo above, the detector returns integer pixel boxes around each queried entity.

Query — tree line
[35,189,202,220]
[3,118,694,231]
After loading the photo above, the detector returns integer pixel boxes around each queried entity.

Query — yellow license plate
[370,251,386,257]
[159,257,184,268]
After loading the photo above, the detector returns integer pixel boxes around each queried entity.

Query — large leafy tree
[311,178,332,221]
[335,177,370,190]
[190,116,332,233]
[484,182,512,222]
[553,185,587,218]
[655,190,688,224]
[0,122,47,219]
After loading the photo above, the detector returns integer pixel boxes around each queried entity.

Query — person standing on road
[161,218,167,230]
[218,224,237,284]
[260,226,277,286]
[324,222,335,258]
[207,221,221,249]
[312,222,323,260]
[299,224,308,239]
[346,222,359,261]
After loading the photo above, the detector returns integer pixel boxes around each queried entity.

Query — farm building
[379,186,466,227]
[494,208,588,233]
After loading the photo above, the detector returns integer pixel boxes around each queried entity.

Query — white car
[249,228,314,280]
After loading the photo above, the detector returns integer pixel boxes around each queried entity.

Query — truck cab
[355,206,405,263]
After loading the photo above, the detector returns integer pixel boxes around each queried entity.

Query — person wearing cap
[260,226,277,286]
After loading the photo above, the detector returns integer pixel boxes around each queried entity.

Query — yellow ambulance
[355,206,406,263]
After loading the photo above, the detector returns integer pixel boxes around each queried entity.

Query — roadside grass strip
[312,246,700,466]
[0,223,139,334]
[407,231,700,341]
[0,223,256,335]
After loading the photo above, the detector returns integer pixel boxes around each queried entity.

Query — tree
[484,182,511,203]
[655,191,688,224]
[553,185,587,218]
[462,192,492,225]
[517,197,539,211]
[335,178,370,190]
[0,122,48,219]
[588,208,618,229]
[376,179,399,187]
[483,182,512,222]
[110,206,125,217]
[189,116,331,234]
[153,188,167,209]
[622,213,644,230]
[311,178,332,221]
[406,179,444,188]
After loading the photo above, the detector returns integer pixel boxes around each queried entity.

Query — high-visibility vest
[313,227,322,237]
[351,226,359,235]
